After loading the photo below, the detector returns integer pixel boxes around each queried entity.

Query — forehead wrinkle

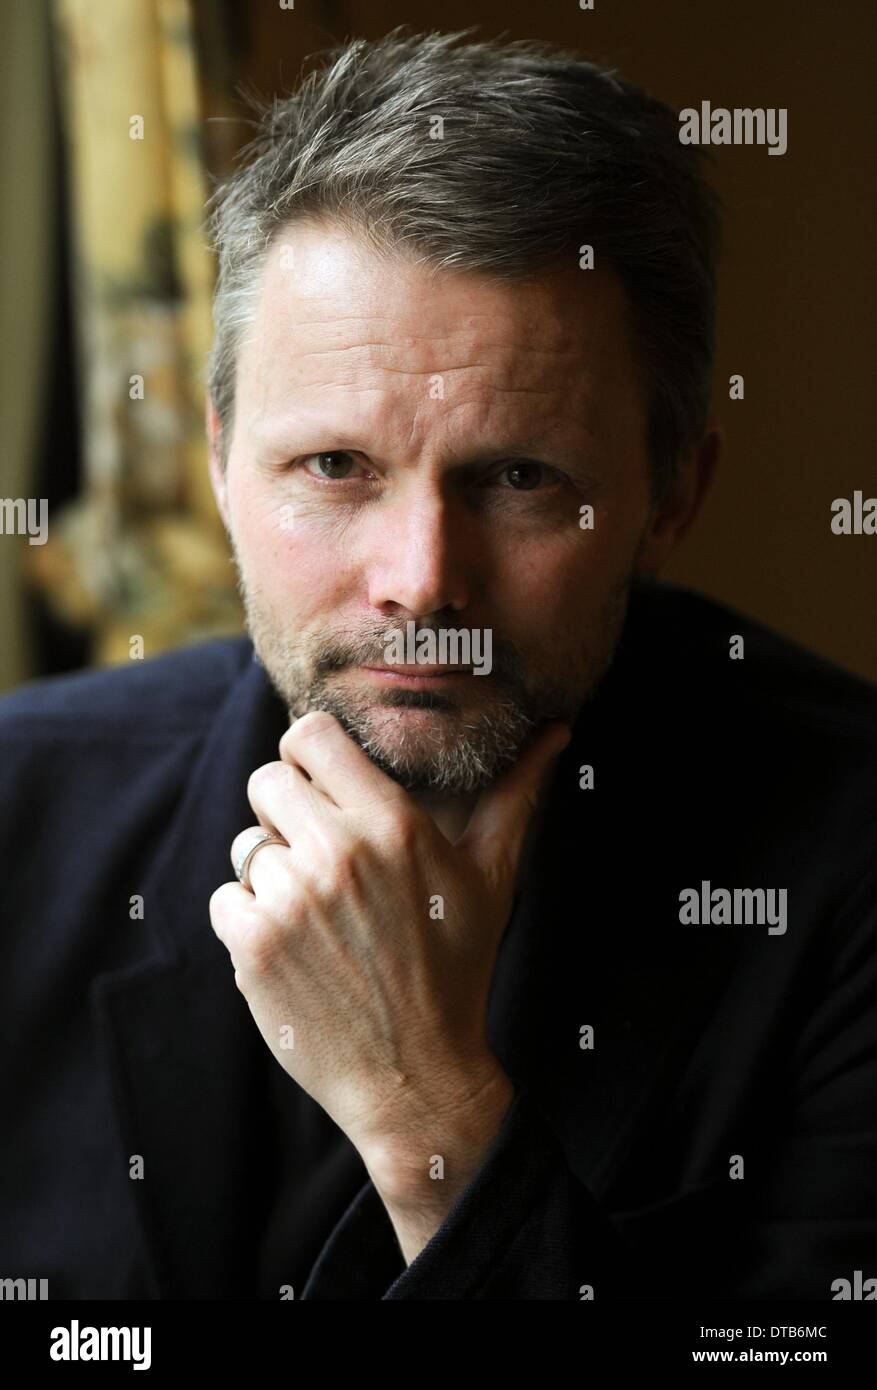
[249,379,604,480]
[261,332,583,388]
[244,271,626,461]
[247,292,596,415]
[252,275,584,359]
[245,342,590,432]
[247,343,607,463]
[250,333,593,413]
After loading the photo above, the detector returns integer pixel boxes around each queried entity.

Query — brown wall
[205,0,876,680]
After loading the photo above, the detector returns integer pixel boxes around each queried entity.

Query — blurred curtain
[0,0,56,690]
[31,0,241,665]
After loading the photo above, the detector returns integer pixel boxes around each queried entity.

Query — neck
[411,790,478,845]
[413,780,551,897]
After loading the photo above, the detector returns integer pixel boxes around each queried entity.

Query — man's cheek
[230,486,305,562]
[253,524,351,622]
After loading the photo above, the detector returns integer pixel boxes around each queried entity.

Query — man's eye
[300,452,362,481]
[496,461,556,490]
[293,454,561,491]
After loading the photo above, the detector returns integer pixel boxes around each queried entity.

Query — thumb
[460,719,572,883]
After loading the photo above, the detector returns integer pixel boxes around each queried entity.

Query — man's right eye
[298,452,365,481]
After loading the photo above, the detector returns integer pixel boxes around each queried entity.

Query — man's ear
[206,396,231,532]
[636,423,722,575]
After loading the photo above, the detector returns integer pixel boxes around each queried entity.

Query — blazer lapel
[92,642,292,1296]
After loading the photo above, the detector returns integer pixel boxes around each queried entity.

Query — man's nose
[365,486,473,615]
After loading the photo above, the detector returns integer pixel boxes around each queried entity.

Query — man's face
[211,220,661,795]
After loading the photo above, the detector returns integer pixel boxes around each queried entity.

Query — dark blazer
[2,580,876,1299]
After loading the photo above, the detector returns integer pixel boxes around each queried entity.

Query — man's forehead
[234,220,643,465]
[246,220,629,365]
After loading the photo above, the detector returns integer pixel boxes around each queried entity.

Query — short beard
[234,553,634,796]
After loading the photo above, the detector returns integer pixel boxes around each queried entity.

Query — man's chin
[286,690,528,796]
[334,705,523,795]
[351,752,509,797]
[251,641,558,795]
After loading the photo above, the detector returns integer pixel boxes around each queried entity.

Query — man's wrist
[359,1059,515,1213]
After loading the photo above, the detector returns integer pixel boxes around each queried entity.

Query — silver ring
[234,831,289,892]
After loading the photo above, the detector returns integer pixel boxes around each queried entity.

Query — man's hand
[209,710,570,1246]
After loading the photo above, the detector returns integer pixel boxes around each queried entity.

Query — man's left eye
[496,461,556,490]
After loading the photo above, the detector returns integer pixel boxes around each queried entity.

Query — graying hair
[206,25,722,497]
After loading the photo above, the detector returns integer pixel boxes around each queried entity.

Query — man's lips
[359,664,472,684]
[364,664,469,674]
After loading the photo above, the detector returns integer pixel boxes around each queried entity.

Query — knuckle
[247,760,286,800]
[209,883,232,915]
[237,919,283,976]
[284,711,335,749]
[231,895,268,936]
[328,845,362,889]
[269,871,299,918]
[230,831,253,864]
[209,883,240,927]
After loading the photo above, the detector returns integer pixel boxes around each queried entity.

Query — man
[2,29,876,1300]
